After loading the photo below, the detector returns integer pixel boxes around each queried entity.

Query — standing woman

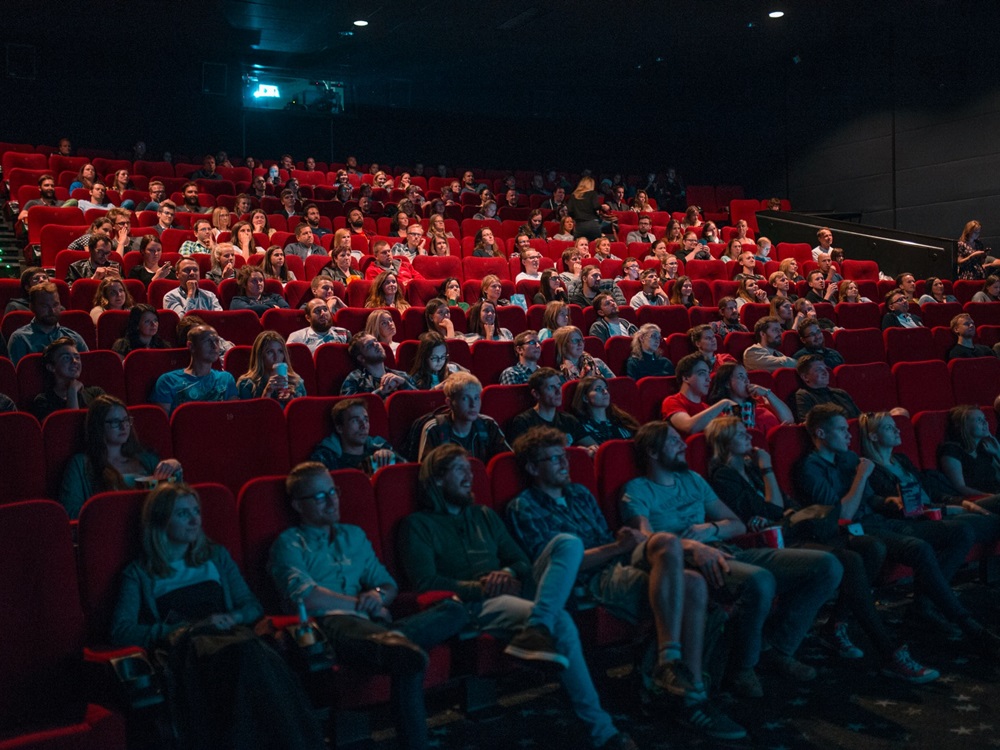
[110,483,324,749]
[112,304,170,357]
[956,220,1000,280]
[567,176,611,240]
[236,330,305,404]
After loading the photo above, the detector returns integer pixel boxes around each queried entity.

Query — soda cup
[760,526,784,549]
[922,507,943,521]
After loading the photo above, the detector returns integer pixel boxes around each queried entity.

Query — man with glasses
[500,330,542,385]
[881,288,924,329]
[626,215,656,245]
[152,324,236,414]
[106,208,142,254]
[506,427,746,741]
[416,372,510,462]
[515,250,544,282]
[391,224,427,261]
[135,180,166,212]
[65,232,120,284]
[152,200,178,236]
[270,461,468,750]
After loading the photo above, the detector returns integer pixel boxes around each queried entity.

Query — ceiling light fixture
[768,10,784,18]
[353,20,368,27]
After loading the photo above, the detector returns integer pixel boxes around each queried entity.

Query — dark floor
[362,577,1000,750]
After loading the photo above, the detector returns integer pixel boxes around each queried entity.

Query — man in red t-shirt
[661,353,738,435]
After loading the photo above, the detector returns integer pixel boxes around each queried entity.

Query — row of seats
[6,345,1000,503]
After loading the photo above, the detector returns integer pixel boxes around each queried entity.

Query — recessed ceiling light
[768,10,784,18]
[353,20,368,27]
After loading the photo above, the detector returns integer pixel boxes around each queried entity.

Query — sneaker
[909,600,963,640]
[503,625,569,669]
[760,650,816,681]
[652,661,699,698]
[677,700,748,741]
[882,645,939,684]
[727,667,764,698]
[821,621,864,659]
[596,731,639,750]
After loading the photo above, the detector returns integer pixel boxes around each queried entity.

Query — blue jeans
[715,547,843,669]
[474,533,617,748]
[319,598,469,750]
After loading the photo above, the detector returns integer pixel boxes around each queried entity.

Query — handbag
[782,503,840,544]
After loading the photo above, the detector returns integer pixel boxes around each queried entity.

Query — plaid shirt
[499,361,537,385]
[506,483,616,563]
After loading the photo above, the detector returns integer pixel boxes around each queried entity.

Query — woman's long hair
[141,483,212,578]
[83,395,146,494]
[238,330,301,392]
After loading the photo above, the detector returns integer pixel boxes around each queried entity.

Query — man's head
[87,231,113,265]
[373,240,392,267]
[804,403,849,451]
[294,223,314,246]
[796,354,830,390]
[513,427,570,488]
[513,330,541,365]
[420,444,474,509]
[37,174,56,199]
[552,186,566,203]
[176,258,200,285]
[89,181,107,204]
[29,281,61,327]
[146,180,165,203]
[717,296,739,323]
[581,265,601,293]
[57,138,72,156]
[797,319,825,351]
[348,332,385,368]
[311,276,337,300]
[181,182,200,207]
[192,218,213,245]
[754,315,783,348]
[640,269,660,294]
[443,372,483,423]
[528,367,562,409]
[817,253,832,274]
[637,215,652,234]
[304,204,321,227]
[593,293,618,320]
[884,288,908,313]
[951,313,976,340]
[186,324,223,365]
[406,224,425,248]
[200,154,216,175]
[895,273,916,296]
[280,189,295,207]
[331,399,370,449]
[635,420,688,474]
[515,233,532,254]
[806,269,826,292]
[675,353,711,397]
[286,462,339,527]
[304,298,332,333]
[816,227,833,249]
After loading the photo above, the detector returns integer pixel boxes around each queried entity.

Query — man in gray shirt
[163,258,222,316]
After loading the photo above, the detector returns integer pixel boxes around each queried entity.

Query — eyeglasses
[105,417,134,429]
[294,487,339,505]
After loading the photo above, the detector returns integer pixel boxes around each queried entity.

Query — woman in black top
[706,416,940,683]
[112,304,171,357]
[128,236,174,286]
[567,176,611,240]
[625,323,674,379]
[569,376,638,444]
[936,406,1000,511]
